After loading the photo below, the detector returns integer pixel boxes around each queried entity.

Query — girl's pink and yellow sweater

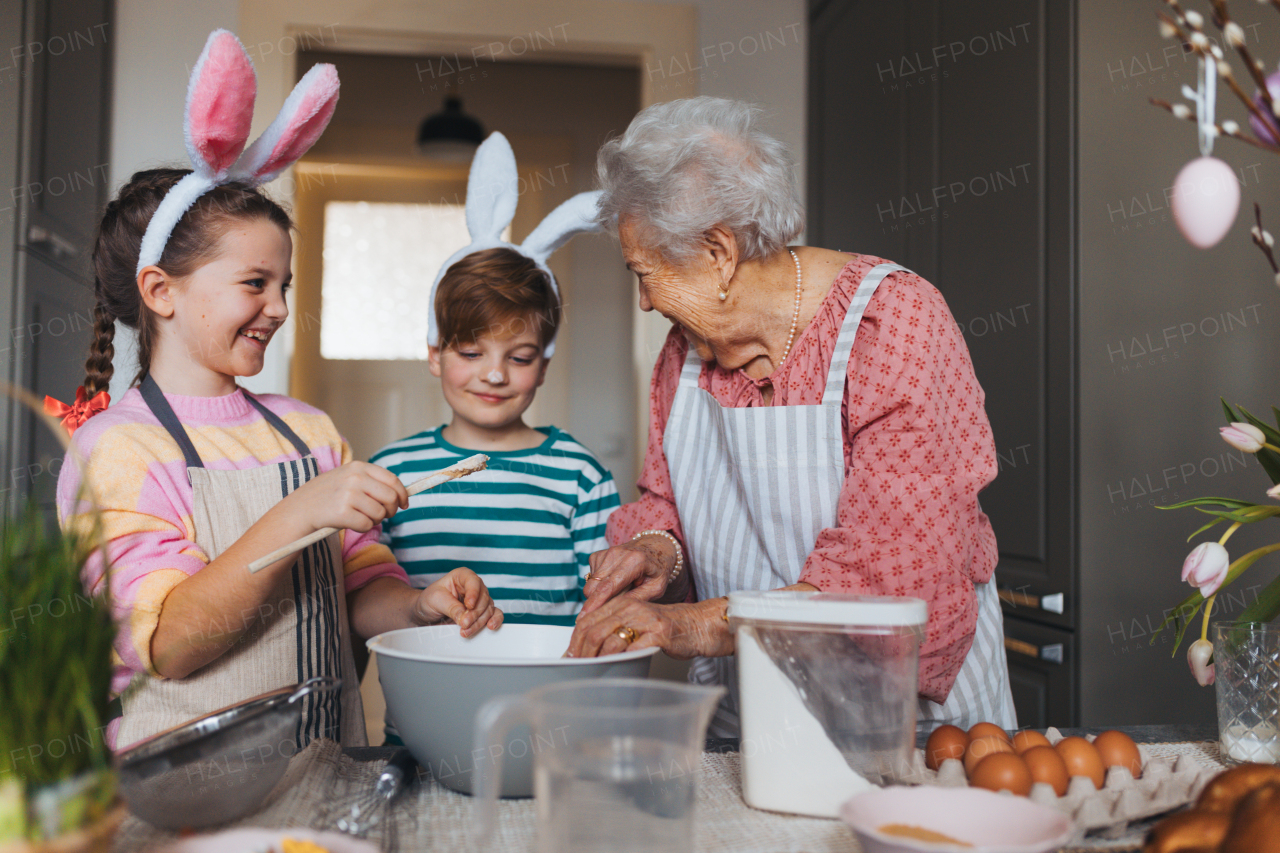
[56,386,407,700]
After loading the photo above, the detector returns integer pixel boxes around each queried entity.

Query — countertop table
[112,725,1228,853]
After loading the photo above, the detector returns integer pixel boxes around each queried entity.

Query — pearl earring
[718,288,728,302]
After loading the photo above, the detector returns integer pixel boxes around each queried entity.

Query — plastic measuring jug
[473,678,723,853]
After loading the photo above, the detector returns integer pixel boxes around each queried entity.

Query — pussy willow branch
[1160,1,1279,144]
[1211,0,1275,115]
[1149,97,1280,151]
[1252,203,1280,273]
[1159,0,1280,274]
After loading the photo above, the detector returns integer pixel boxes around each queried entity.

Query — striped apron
[665,263,1016,737]
[115,376,366,750]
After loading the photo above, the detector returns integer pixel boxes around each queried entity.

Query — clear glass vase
[1213,622,1280,764]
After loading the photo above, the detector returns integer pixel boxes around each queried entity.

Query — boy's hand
[285,462,409,534]
[414,568,503,637]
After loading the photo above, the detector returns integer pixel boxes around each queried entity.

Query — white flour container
[728,591,927,818]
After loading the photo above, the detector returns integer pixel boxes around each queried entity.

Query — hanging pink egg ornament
[1248,68,1280,146]
[1171,156,1240,249]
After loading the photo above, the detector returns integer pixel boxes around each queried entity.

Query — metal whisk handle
[375,749,418,800]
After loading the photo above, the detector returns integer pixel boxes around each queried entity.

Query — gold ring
[614,625,639,645]
[585,572,596,582]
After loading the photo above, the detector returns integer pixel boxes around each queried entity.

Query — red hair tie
[44,387,110,436]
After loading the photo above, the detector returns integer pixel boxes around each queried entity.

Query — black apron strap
[244,393,313,459]
[139,374,204,470]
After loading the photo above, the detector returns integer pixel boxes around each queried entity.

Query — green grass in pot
[0,501,116,842]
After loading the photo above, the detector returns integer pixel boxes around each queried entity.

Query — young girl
[52,31,501,752]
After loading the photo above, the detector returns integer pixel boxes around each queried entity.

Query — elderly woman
[566,97,1015,737]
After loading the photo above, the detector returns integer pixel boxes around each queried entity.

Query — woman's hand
[567,596,732,660]
[413,568,503,638]
[581,535,680,615]
[282,462,409,534]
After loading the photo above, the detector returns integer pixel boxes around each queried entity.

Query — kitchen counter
[114,726,1228,853]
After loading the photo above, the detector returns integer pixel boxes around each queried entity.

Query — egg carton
[899,727,1218,837]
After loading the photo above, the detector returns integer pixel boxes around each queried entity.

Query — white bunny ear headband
[427,132,602,358]
[135,29,340,275]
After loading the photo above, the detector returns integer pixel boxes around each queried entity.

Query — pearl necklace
[776,248,803,369]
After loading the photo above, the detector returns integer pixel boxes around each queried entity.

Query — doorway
[292,160,559,461]
[290,51,644,743]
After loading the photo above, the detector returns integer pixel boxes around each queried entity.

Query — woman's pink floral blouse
[606,255,1000,704]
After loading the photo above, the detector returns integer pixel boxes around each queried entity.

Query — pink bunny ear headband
[427,132,602,358]
[135,29,340,275]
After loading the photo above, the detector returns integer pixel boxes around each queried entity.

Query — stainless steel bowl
[115,677,338,830]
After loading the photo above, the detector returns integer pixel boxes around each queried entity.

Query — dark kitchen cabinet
[811,0,1280,730]
[809,0,1078,725]
[3,0,111,518]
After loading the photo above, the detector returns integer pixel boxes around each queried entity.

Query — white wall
[630,0,807,210]
[109,0,808,404]
[108,0,247,399]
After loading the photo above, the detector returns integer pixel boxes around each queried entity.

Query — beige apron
[116,376,366,749]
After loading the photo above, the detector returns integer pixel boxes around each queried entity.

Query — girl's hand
[284,462,409,534]
[580,536,676,616]
[566,597,732,660]
[414,568,503,637]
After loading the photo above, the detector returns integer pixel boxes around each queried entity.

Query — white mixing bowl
[368,623,658,796]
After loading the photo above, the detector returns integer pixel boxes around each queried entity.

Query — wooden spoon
[246,454,488,573]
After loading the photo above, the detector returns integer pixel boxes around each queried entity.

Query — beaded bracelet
[632,529,684,583]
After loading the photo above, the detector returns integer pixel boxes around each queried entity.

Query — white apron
[116,376,366,749]
[664,263,1016,737]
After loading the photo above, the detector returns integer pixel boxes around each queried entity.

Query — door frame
[237,0,699,457]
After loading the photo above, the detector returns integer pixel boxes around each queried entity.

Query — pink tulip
[1268,483,1280,500]
[1188,638,1216,686]
[1220,422,1266,453]
[1181,542,1231,597]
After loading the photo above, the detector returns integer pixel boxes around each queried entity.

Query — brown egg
[1055,736,1105,790]
[1021,745,1069,796]
[964,735,1014,776]
[1093,730,1142,778]
[924,725,969,771]
[1011,729,1052,755]
[969,752,1033,796]
[968,722,1012,744]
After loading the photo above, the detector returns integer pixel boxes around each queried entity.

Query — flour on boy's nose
[486,370,503,383]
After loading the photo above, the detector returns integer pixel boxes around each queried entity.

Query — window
[319,201,476,360]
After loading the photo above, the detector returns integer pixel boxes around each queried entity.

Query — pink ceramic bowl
[840,786,1079,853]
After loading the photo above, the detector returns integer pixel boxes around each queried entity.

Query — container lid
[727,590,927,627]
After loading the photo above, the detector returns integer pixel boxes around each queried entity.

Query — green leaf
[1257,450,1280,487]
[1187,517,1229,540]
[1191,506,1280,525]
[1273,406,1280,431]
[1171,600,1202,652]
[1157,593,1205,655]
[1235,574,1280,626]
[1223,398,1239,424]
[1157,497,1259,511]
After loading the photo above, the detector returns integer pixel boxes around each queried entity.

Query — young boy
[371,247,620,629]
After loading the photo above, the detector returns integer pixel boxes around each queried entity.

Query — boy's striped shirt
[371,426,620,625]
